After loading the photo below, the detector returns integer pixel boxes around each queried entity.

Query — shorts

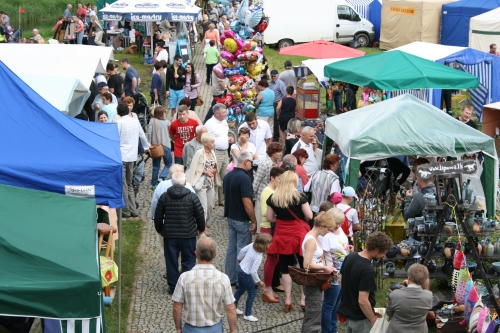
[169,89,184,109]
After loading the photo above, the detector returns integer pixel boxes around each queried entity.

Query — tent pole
[117,209,122,333]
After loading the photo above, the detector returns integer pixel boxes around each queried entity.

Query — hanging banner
[416,160,477,180]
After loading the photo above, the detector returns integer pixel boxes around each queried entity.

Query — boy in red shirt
[169,105,198,165]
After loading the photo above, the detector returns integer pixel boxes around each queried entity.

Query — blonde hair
[271,171,301,208]
[168,164,185,178]
[201,132,215,143]
[208,23,215,29]
[253,233,272,253]
[326,208,345,227]
[314,211,335,229]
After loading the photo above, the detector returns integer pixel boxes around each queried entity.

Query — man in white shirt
[153,41,169,74]
[291,126,319,176]
[217,15,228,35]
[238,112,272,161]
[205,103,234,205]
[116,103,150,218]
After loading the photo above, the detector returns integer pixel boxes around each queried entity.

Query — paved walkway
[128,44,307,332]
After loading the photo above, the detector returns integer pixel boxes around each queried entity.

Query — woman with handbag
[301,211,337,333]
[304,154,342,213]
[266,171,313,312]
[184,63,202,111]
[147,106,172,189]
[185,132,221,234]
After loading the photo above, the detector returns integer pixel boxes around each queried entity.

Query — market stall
[323,50,479,90]
[380,0,455,50]
[0,184,104,333]
[324,94,498,215]
[0,60,124,333]
[469,7,500,52]
[325,96,500,328]
[392,42,500,120]
[441,0,500,47]
[99,0,202,57]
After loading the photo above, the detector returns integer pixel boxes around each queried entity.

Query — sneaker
[151,185,157,190]
[243,315,258,322]
[235,309,243,315]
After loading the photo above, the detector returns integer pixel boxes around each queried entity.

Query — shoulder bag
[149,117,165,159]
[193,151,207,191]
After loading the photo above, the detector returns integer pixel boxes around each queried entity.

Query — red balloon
[231,75,248,86]
[215,94,235,108]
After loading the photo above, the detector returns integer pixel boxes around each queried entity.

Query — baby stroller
[133,92,150,130]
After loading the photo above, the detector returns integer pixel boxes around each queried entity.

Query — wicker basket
[288,265,333,288]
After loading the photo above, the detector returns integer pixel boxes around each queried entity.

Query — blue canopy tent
[0,60,124,208]
[346,0,382,41]
[433,48,500,121]
[441,0,500,47]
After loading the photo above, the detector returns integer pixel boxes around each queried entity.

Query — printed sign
[416,160,477,180]
[65,185,96,198]
[135,3,159,8]
[169,13,197,22]
[167,2,186,9]
[101,13,124,20]
[390,6,415,15]
[111,2,128,8]
[130,13,163,20]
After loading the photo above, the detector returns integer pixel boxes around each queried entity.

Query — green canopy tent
[325,94,498,215]
[0,184,104,333]
[323,50,479,90]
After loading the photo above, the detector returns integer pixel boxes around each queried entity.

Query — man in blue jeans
[223,151,257,285]
[154,172,205,294]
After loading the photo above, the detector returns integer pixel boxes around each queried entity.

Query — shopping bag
[100,256,118,287]
[369,308,389,333]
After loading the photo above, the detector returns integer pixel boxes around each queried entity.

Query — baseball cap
[97,82,108,89]
[329,192,342,204]
[342,186,358,200]
[270,69,279,76]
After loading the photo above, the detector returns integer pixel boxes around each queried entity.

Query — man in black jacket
[166,55,187,117]
[154,171,205,294]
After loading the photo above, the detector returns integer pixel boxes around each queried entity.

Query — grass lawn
[104,220,143,333]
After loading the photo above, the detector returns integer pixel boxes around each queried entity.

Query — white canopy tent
[0,44,113,115]
[19,75,90,117]
[300,58,347,87]
[469,7,500,52]
[391,41,466,61]
[100,0,202,57]
[0,44,114,87]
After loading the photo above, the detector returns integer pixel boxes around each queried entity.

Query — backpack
[340,207,352,235]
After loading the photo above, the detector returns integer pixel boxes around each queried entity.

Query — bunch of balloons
[211,0,269,124]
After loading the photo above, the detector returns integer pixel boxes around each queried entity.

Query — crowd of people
[3,1,471,332]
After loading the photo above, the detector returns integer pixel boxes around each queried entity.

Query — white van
[262,0,375,48]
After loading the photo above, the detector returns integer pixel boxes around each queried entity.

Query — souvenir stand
[99,0,202,58]
[325,94,500,332]
[383,160,500,332]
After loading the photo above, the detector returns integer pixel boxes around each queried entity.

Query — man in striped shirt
[172,237,237,333]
